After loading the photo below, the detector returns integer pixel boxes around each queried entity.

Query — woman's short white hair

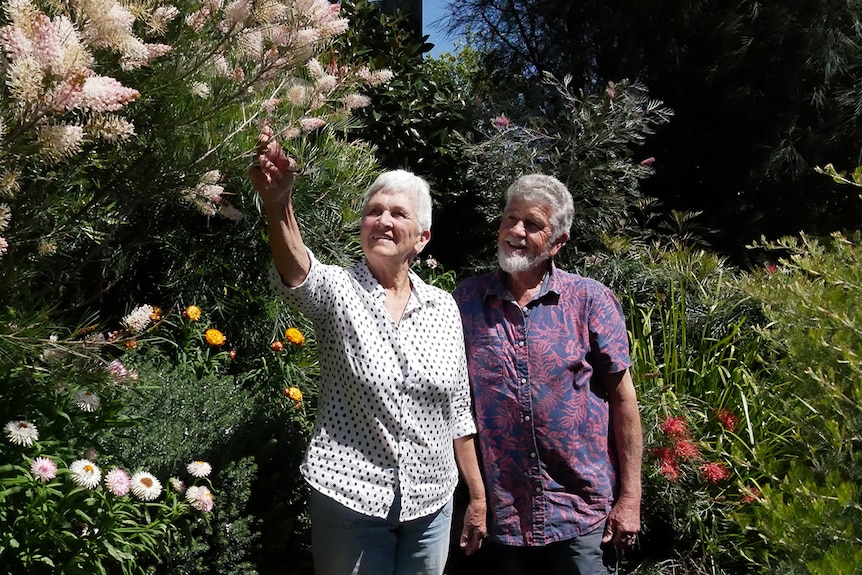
[361,170,433,233]
[505,174,574,242]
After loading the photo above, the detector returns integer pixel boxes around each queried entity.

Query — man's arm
[248,126,310,287]
[453,435,487,555]
[601,368,643,548]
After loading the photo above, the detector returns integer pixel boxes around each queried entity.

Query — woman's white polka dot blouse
[269,251,476,522]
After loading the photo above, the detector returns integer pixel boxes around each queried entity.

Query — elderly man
[453,174,642,575]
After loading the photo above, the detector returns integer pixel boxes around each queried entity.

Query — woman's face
[360,190,430,266]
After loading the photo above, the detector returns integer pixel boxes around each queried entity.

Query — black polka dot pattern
[269,252,476,521]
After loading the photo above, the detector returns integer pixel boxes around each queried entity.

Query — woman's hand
[248,125,297,205]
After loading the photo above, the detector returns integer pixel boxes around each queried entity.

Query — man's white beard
[498,244,550,274]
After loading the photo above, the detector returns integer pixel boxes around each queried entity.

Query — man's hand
[247,125,297,204]
[459,497,487,556]
[601,495,640,549]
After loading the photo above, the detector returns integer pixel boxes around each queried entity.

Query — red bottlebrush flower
[660,416,690,440]
[717,409,739,432]
[659,458,681,481]
[491,114,511,129]
[673,440,700,460]
[741,486,762,505]
[700,461,730,484]
[270,340,284,352]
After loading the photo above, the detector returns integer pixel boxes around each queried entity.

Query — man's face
[497,197,562,274]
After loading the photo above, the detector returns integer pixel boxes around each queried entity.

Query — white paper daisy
[104,468,131,496]
[70,459,102,489]
[4,420,39,447]
[185,485,214,512]
[186,460,212,478]
[130,471,163,501]
[73,390,101,412]
[30,456,58,482]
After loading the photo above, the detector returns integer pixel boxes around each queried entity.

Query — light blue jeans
[309,488,453,575]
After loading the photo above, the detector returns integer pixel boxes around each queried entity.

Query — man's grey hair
[361,170,432,233]
[505,174,574,242]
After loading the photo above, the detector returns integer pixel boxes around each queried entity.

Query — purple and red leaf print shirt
[453,265,632,546]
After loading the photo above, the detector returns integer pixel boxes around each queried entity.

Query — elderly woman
[248,127,487,575]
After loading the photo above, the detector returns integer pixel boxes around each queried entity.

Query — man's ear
[548,232,569,258]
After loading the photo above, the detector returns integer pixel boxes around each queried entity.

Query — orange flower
[285,327,305,346]
[204,329,226,346]
[125,340,138,349]
[149,306,163,322]
[183,305,202,321]
[271,340,284,352]
[229,349,237,359]
[284,387,303,402]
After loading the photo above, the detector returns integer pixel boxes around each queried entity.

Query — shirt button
[535,486,542,493]
[520,377,527,384]
[518,340,525,347]
[524,415,531,421]
[530,452,536,458]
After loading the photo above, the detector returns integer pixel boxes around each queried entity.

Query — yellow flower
[149,306,163,322]
[285,387,303,402]
[285,327,305,346]
[184,305,202,321]
[204,329,226,346]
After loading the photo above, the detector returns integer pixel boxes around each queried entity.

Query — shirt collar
[487,261,561,305]
[353,259,442,307]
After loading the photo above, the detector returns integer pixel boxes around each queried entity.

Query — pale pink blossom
[299,117,325,132]
[81,76,140,112]
[0,204,10,231]
[318,18,349,38]
[38,124,85,159]
[236,29,262,60]
[197,183,224,202]
[286,83,311,106]
[262,98,281,113]
[122,304,154,334]
[492,115,511,129]
[149,5,180,35]
[218,203,244,221]
[200,170,221,185]
[85,115,136,142]
[0,237,8,257]
[104,468,131,496]
[31,456,58,482]
[185,7,212,31]
[32,14,63,75]
[307,58,325,79]
[212,54,231,77]
[186,485,214,512]
[190,82,211,98]
[342,93,371,110]
[220,0,252,32]
[6,58,44,104]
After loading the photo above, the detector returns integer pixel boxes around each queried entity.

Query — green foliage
[586,242,774,573]
[739,232,862,573]
[0,1,384,573]
[456,76,674,272]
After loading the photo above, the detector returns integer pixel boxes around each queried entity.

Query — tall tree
[445,0,862,259]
